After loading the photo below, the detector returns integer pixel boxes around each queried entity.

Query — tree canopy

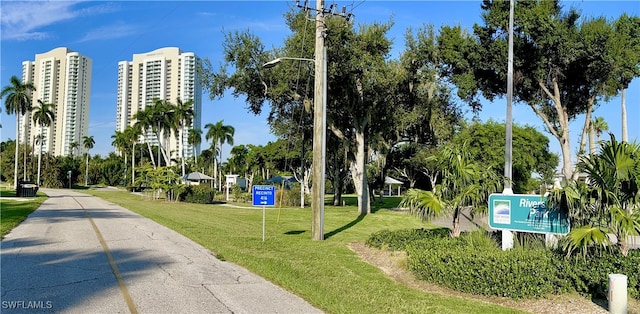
[438,0,639,180]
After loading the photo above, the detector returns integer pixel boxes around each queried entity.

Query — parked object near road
[16,181,38,197]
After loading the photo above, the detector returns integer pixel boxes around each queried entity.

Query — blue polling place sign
[252,185,275,206]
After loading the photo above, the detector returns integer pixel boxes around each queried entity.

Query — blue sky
[1,0,638,163]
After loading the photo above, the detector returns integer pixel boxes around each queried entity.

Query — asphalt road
[1,189,323,314]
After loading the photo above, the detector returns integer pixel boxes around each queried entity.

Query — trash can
[17,181,38,197]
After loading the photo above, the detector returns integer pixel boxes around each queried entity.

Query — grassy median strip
[1,189,47,239]
[86,190,522,314]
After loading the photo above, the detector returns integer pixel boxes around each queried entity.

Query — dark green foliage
[407,238,571,299]
[101,158,124,186]
[562,250,640,299]
[450,120,559,193]
[366,228,640,300]
[182,185,215,204]
[366,228,450,251]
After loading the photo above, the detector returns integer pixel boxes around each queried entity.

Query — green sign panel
[488,194,570,235]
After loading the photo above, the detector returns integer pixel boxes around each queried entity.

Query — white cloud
[0,1,117,41]
[75,21,141,43]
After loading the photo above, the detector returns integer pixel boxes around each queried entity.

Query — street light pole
[311,0,326,240]
[502,0,515,250]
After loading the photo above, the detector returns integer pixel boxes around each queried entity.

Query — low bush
[182,185,215,204]
[406,236,571,299]
[366,228,640,300]
[561,250,640,299]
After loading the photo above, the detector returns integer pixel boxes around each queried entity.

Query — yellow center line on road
[71,196,138,314]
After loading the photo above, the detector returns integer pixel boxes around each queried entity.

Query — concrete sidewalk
[1,189,322,314]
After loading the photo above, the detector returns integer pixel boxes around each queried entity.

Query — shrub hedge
[367,228,640,300]
[182,185,215,204]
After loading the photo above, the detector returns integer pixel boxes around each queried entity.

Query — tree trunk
[213,158,218,190]
[333,175,343,206]
[218,148,223,192]
[23,123,27,181]
[146,141,156,169]
[37,128,43,187]
[588,119,596,156]
[618,235,629,257]
[621,88,628,142]
[578,104,593,160]
[179,124,186,177]
[451,207,461,237]
[85,154,89,186]
[132,143,136,185]
[350,130,370,214]
[560,132,574,181]
[14,114,20,189]
[534,80,576,181]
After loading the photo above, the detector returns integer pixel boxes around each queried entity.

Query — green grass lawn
[1,188,48,239]
[85,190,523,314]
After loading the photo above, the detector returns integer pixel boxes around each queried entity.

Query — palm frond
[562,225,612,257]
[400,188,445,221]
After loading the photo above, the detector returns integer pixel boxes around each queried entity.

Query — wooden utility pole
[296,0,352,241]
[311,0,326,240]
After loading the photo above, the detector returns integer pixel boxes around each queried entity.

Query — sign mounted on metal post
[253,185,275,242]
[252,185,275,207]
[488,194,570,235]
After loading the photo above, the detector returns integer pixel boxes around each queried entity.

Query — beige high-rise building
[21,47,92,157]
[116,47,202,160]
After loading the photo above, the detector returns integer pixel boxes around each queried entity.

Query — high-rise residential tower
[21,47,92,157]
[116,47,202,161]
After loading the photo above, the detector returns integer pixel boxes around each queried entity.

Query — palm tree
[205,120,235,191]
[82,135,95,185]
[592,117,608,143]
[31,100,55,186]
[400,144,502,237]
[549,134,640,256]
[134,99,175,167]
[133,107,157,168]
[69,141,79,158]
[124,125,142,185]
[173,98,194,177]
[188,128,202,165]
[1,76,36,189]
[112,130,128,184]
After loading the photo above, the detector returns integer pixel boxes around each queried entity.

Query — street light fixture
[262,57,314,69]
[263,50,327,241]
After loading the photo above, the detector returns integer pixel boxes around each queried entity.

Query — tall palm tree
[1,75,36,189]
[205,120,235,191]
[134,98,175,167]
[69,141,79,158]
[173,98,194,176]
[124,125,143,185]
[31,100,55,186]
[589,116,609,155]
[592,117,609,143]
[133,107,157,168]
[112,130,128,184]
[188,128,202,165]
[82,135,95,185]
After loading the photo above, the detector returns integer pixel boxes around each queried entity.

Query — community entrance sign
[488,194,569,235]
